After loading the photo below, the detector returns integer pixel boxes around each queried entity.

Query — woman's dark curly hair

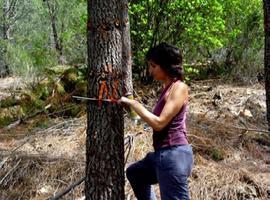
[145,42,184,81]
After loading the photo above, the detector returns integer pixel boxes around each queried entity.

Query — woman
[119,42,193,200]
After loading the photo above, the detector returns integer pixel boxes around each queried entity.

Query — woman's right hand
[118,96,133,106]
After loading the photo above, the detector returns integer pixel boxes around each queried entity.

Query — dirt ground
[0,77,269,200]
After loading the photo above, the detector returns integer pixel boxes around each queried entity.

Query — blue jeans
[126,145,193,200]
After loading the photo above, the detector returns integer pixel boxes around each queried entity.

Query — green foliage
[184,64,200,81]
[0,105,21,127]
[129,0,226,67]
[0,115,17,127]
[0,0,264,81]
[0,64,87,128]
[47,0,87,63]
[0,96,18,108]
[221,0,264,78]
[0,0,87,77]
[45,65,87,94]
[129,0,263,80]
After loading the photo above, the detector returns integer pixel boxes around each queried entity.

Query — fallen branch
[48,176,85,200]
[0,118,83,169]
[3,119,21,130]
[0,152,85,163]
[47,132,141,199]
[0,159,21,185]
[2,104,52,131]
[0,136,31,169]
[190,117,270,134]
[230,125,270,134]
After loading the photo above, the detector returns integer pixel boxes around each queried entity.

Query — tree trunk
[51,14,62,57]
[121,4,140,122]
[45,0,64,64]
[85,0,129,199]
[121,4,133,95]
[264,0,270,130]
[0,0,10,77]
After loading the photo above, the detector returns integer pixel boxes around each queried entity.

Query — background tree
[0,0,19,77]
[85,0,130,199]
[264,0,270,130]
[43,0,64,64]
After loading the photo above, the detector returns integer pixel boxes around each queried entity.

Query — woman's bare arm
[119,81,188,131]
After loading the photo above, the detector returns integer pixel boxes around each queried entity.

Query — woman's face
[148,60,167,81]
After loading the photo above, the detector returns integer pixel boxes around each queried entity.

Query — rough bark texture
[264,0,270,130]
[86,0,129,199]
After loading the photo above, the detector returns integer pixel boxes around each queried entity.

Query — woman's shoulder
[173,80,189,93]
[165,80,188,101]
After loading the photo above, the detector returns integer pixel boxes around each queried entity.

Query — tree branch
[48,177,86,200]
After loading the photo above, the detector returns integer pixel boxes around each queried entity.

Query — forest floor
[0,77,269,200]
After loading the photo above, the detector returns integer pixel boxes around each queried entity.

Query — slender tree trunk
[121,4,140,122]
[0,0,10,77]
[264,0,270,130]
[121,4,133,95]
[45,0,64,64]
[51,14,62,56]
[85,0,129,199]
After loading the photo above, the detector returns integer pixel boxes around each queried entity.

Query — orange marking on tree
[98,80,109,108]
[97,79,120,108]
[98,80,119,108]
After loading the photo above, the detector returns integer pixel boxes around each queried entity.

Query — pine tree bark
[264,0,270,130]
[85,0,129,199]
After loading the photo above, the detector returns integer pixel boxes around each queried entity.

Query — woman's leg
[126,152,158,200]
[155,145,193,200]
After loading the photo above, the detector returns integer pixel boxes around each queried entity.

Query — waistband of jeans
[155,144,190,151]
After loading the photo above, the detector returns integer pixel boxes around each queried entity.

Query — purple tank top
[152,81,189,150]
